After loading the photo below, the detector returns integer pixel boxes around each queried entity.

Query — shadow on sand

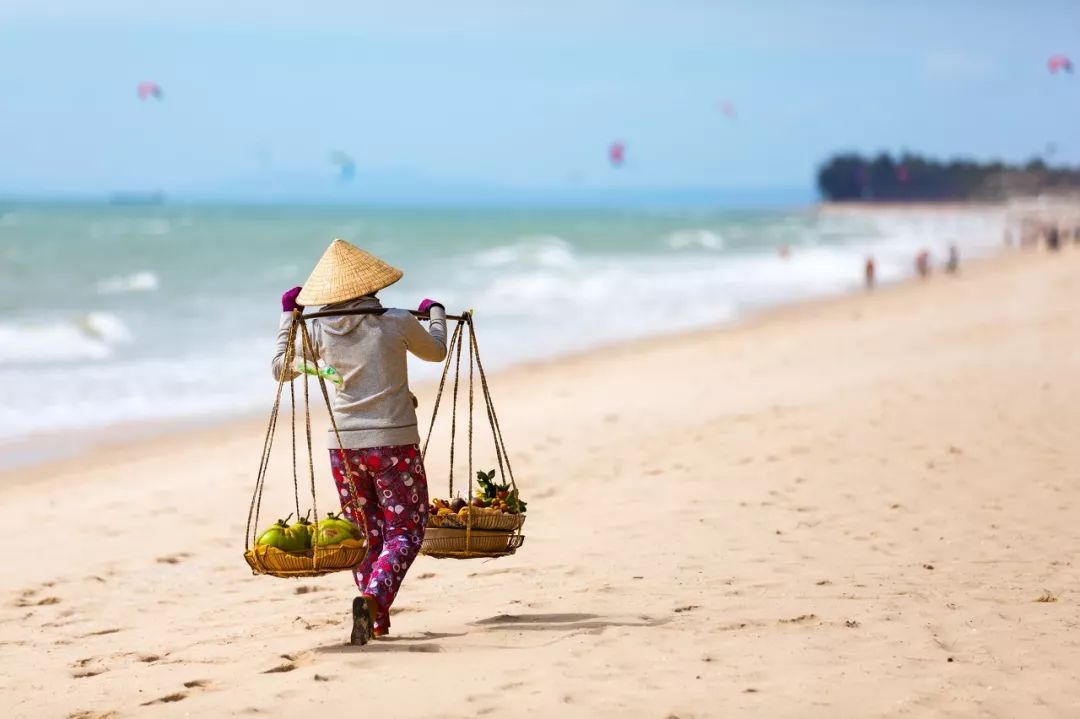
[316,631,465,654]
[471,612,670,632]
[316,613,667,653]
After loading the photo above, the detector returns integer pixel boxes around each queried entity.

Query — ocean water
[0,203,1005,443]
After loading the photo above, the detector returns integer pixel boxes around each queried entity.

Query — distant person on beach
[273,239,447,645]
[915,249,931,279]
[1046,225,1061,252]
[945,244,959,274]
[864,256,876,289]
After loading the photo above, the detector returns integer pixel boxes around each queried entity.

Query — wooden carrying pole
[302,308,469,322]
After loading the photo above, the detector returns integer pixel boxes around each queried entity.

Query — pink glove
[418,298,444,313]
[282,286,304,312]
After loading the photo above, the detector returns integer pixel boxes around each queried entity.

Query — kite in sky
[608,141,626,167]
[136,82,163,100]
[1048,55,1073,74]
[330,151,356,181]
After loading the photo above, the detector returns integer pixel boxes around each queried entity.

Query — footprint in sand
[263,651,315,674]
[294,616,342,631]
[264,662,298,674]
[72,666,107,679]
[14,595,61,608]
[140,679,212,706]
[779,614,817,624]
[155,553,192,565]
[68,711,118,719]
[141,693,187,706]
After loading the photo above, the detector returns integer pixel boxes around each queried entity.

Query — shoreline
[0,243,1016,486]
[0,201,1012,467]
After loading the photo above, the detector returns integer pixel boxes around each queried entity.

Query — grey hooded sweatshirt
[272,295,447,449]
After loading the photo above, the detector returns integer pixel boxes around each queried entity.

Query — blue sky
[0,1,1078,202]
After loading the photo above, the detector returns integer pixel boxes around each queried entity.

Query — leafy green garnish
[475,468,527,513]
[507,488,527,514]
[476,469,498,498]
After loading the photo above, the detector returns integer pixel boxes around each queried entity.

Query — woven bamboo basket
[428,510,526,532]
[420,527,524,559]
[244,539,367,578]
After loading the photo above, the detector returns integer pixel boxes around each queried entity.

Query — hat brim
[296,239,404,306]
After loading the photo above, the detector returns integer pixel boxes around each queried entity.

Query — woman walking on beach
[272,239,447,645]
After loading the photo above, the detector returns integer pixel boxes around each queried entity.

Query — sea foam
[96,271,160,294]
[0,313,133,364]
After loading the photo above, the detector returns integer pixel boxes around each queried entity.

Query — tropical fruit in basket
[314,512,363,547]
[256,514,310,552]
[428,470,527,520]
[255,509,300,548]
[288,511,315,547]
[256,517,291,549]
[475,469,527,514]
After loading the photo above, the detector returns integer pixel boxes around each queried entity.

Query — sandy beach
[2,246,1079,718]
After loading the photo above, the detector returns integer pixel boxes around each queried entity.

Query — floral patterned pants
[330,444,428,636]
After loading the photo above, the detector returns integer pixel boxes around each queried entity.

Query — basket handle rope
[423,313,511,498]
[470,319,517,493]
[298,318,370,569]
[420,318,465,461]
[298,322,319,570]
[289,364,300,522]
[467,318,474,502]
[246,312,299,552]
[464,321,475,552]
[447,318,465,498]
[418,313,519,557]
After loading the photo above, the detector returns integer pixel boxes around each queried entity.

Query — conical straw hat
[296,239,403,306]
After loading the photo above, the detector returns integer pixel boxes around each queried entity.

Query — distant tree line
[817,152,1080,201]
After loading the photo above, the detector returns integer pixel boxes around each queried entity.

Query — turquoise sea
[0,203,1005,442]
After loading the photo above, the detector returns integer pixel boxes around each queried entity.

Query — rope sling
[420,312,525,558]
[243,308,524,578]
